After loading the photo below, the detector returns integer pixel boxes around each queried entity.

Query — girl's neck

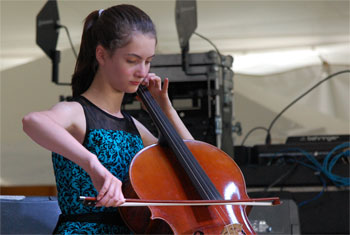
[82,77,125,118]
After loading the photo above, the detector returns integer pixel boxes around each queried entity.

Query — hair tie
[98,9,104,17]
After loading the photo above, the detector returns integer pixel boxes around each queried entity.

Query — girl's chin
[112,86,138,94]
[125,87,139,94]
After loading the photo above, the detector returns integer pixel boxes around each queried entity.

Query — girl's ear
[96,45,106,66]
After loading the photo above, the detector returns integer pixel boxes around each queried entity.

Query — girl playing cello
[23,4,193,233]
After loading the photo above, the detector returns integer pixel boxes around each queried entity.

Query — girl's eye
[127,60,137,64]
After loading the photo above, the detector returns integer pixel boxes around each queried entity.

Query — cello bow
[79,196,281,207]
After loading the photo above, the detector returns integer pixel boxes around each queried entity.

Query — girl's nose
[136,63,148,78]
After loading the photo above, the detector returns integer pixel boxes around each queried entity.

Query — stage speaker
[0,196,61,234]
[249,190,349,234]
[248,199,301,234]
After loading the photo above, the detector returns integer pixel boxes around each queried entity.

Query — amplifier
[234,134,349,187]
[234,134,349,165]
[286,134,349,144]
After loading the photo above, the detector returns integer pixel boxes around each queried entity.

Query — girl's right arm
[22,102,125,207]
[23,102,93,167]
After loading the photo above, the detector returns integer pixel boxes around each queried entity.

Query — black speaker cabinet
[248,199,300,234]
[249,190,349,234]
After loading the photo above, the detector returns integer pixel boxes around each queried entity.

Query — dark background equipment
[248,199,300,234]
[234,134,349,186]
[235,134,349,234]
[249,190,349,234]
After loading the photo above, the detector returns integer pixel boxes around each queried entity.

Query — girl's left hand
[141,73,172,113]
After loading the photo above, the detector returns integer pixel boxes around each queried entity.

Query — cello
[82,85,280,234]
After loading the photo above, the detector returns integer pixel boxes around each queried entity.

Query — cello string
[137,86,230,226]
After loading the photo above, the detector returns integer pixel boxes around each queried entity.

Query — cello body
[119,85,256,234]
[119,140,255,234]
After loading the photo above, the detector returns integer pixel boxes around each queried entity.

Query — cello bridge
[221,224,244,235]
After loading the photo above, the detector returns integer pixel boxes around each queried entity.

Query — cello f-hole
[193,230,204,235]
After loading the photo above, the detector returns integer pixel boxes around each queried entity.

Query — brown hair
[71,4,157,97]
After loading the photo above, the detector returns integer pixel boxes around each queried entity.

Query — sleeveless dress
[52,96,144,234]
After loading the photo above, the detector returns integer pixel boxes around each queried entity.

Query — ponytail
[71,10,99,98]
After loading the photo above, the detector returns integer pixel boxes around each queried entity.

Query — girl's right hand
[89,161,125,207]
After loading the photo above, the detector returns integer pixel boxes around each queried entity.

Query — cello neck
[136,85,222,200]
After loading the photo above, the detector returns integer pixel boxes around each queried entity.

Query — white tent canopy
[1,0,349,73]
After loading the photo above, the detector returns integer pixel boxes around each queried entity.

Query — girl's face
[99,32,156,94]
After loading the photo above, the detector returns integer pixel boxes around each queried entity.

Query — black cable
[193,32,234,71]
[265,69,350,145]
[263,160,298,192]
[298,173,327,207]
[193,32,222,64]
[57,24,78,59]
[240,126,268,146]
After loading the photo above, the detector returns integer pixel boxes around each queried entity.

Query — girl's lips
[130,81,141,86]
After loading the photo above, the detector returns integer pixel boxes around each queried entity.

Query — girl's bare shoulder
[49,100,83,118]
[45,101,85,129]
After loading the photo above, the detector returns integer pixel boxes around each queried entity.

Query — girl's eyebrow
[127,53,155,59]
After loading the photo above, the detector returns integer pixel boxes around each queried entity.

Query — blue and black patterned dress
[52,96,144,234]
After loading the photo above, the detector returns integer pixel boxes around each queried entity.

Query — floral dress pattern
[52,96,144,234]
